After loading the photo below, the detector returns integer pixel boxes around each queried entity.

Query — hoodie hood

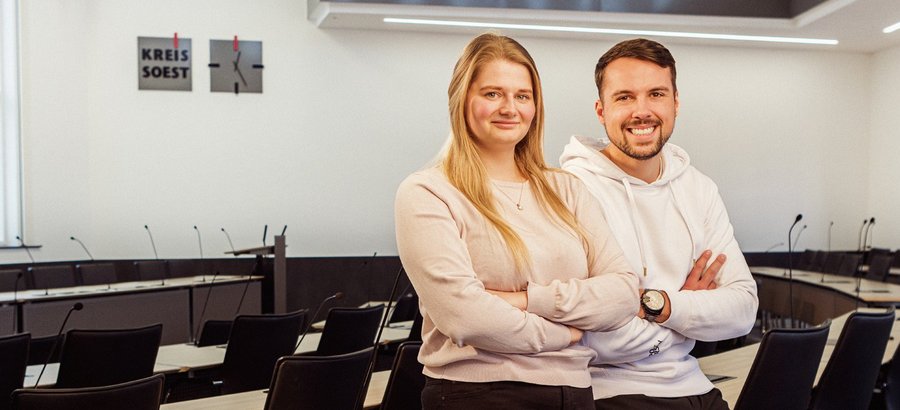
[559,135,691,186]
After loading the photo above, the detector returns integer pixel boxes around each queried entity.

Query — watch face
[642,290,665,311]
[209,39,263,94]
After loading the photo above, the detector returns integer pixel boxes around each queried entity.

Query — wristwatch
[641,289,666,322]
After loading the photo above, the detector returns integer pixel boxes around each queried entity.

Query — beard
[608,120,671,160]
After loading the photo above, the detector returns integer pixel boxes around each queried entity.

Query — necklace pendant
[516,204,523,211]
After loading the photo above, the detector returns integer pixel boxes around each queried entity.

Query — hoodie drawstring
[621,178,649,277]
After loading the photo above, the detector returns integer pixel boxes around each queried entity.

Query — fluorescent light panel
[884,21,900,34]
[383,17,839,46]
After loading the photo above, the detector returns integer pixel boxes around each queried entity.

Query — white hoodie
[560,135,758,399]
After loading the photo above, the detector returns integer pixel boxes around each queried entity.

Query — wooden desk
[159,370,391,410]
[700,308,898,408]
[0,275,261,344]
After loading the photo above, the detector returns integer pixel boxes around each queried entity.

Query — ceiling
[307,0,900,53]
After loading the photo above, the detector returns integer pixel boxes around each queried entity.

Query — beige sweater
[395,166,639,388]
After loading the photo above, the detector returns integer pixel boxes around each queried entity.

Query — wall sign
[138,35,192,91]
[209,37,263,94]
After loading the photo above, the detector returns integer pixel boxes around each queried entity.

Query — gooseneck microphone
[15,236,35,264]
[295,292,345,352]
[787,214,803,326]
[792,225,807,252]
[194,226,206,282]
[764,242,784,253]
[355,266,406,410]
[34,302,83,387]
[70,236,94,261]
[858,219,870,251]
[193,271,221,345]
[144,225,159,260]
[221,228,236,255]
[262,225,268,247]
[865,217,876,251]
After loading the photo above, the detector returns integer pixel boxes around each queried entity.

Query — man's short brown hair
[594,38,677,98]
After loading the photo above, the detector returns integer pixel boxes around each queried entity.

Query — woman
[394,33,639,409]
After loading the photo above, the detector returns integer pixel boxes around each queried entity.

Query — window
[0,0,21,247]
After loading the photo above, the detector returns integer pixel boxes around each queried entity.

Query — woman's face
[465,59,535,155]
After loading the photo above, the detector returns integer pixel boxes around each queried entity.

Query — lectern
[226,235,287,313]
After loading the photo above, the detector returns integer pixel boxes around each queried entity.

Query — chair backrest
[837,253,862,277]
[317,304,385,356]
[195,319,233,347]
[822,252,844,274]
[220,309,307,394]
[0,333,30,410]
[27,265,76,290]
[26,334,61,366]
[798,250,816,270]
[11,374,164,410]
[0,269,23,292]
[380,341,424,410]
[133,260,168,282]
[733,322,830,410]
[810,308,895,410]
[810,250,829,272]
[264,347,374,410]
[166,259,197,278]
[867,253,896,282]
[55,323,163,388]
[389,293,418,324]
[76,263,118,286]
[884,338,900,410]
[408,311,423,343]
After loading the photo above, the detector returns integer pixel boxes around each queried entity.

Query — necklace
[493,181,526,211]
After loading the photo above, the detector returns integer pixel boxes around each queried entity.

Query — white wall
[0,0,888,262]
[868,45,900,250]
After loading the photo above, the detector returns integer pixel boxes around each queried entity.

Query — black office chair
[166,259,197,278]
[133,260,168,283]
[264,346,374,410]
[838,253,863,277]
[797,250,816,271]
[55,323,163,388]
[27,265,76,291]
[809,308,895,410]
[0,333,30,410]
[76,263,117,286]
[389,293,418,324]
[880,339,900,410]
[689,340,718,359]
[218,309,307,394]
[821,252,844,275]
[26,334,61,366]
[315,305,385,356]
[866,252,896,282]
[194,319,233,347]
[407,311,423,343]
[732,321,830,410]
[380,341,424,410]
[0,269,23,292]
[11,374,164,410]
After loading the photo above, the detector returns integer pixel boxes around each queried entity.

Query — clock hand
[235,66,248,87]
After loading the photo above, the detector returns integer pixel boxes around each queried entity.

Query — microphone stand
[787,214,803,328]
[144,225,159,260]
[294,292,344,352]
[193,271,221,345]
[70,236,94,261]
[221,228,236,256]
[34,302,83,387]
[11,272,22,334]
[857,219,869,252]
[17,236,42,295]
[827,221,834,252]
[194,226,205,282]
[355,266,405,410]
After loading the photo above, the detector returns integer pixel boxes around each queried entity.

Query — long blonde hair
[442,33,593,279]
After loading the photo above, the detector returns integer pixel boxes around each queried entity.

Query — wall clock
[208,38,263,94]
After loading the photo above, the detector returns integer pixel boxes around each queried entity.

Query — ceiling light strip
[884,21,900,34]
[383,17,838,46]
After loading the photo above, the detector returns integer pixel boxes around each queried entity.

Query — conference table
[0,275,262,344]
[699,307,898,408]
[751,266,900,326]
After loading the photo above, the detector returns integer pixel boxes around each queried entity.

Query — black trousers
[422,376,594,410]
[594,388,729,410]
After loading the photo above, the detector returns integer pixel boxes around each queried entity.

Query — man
[559,38,758,409]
